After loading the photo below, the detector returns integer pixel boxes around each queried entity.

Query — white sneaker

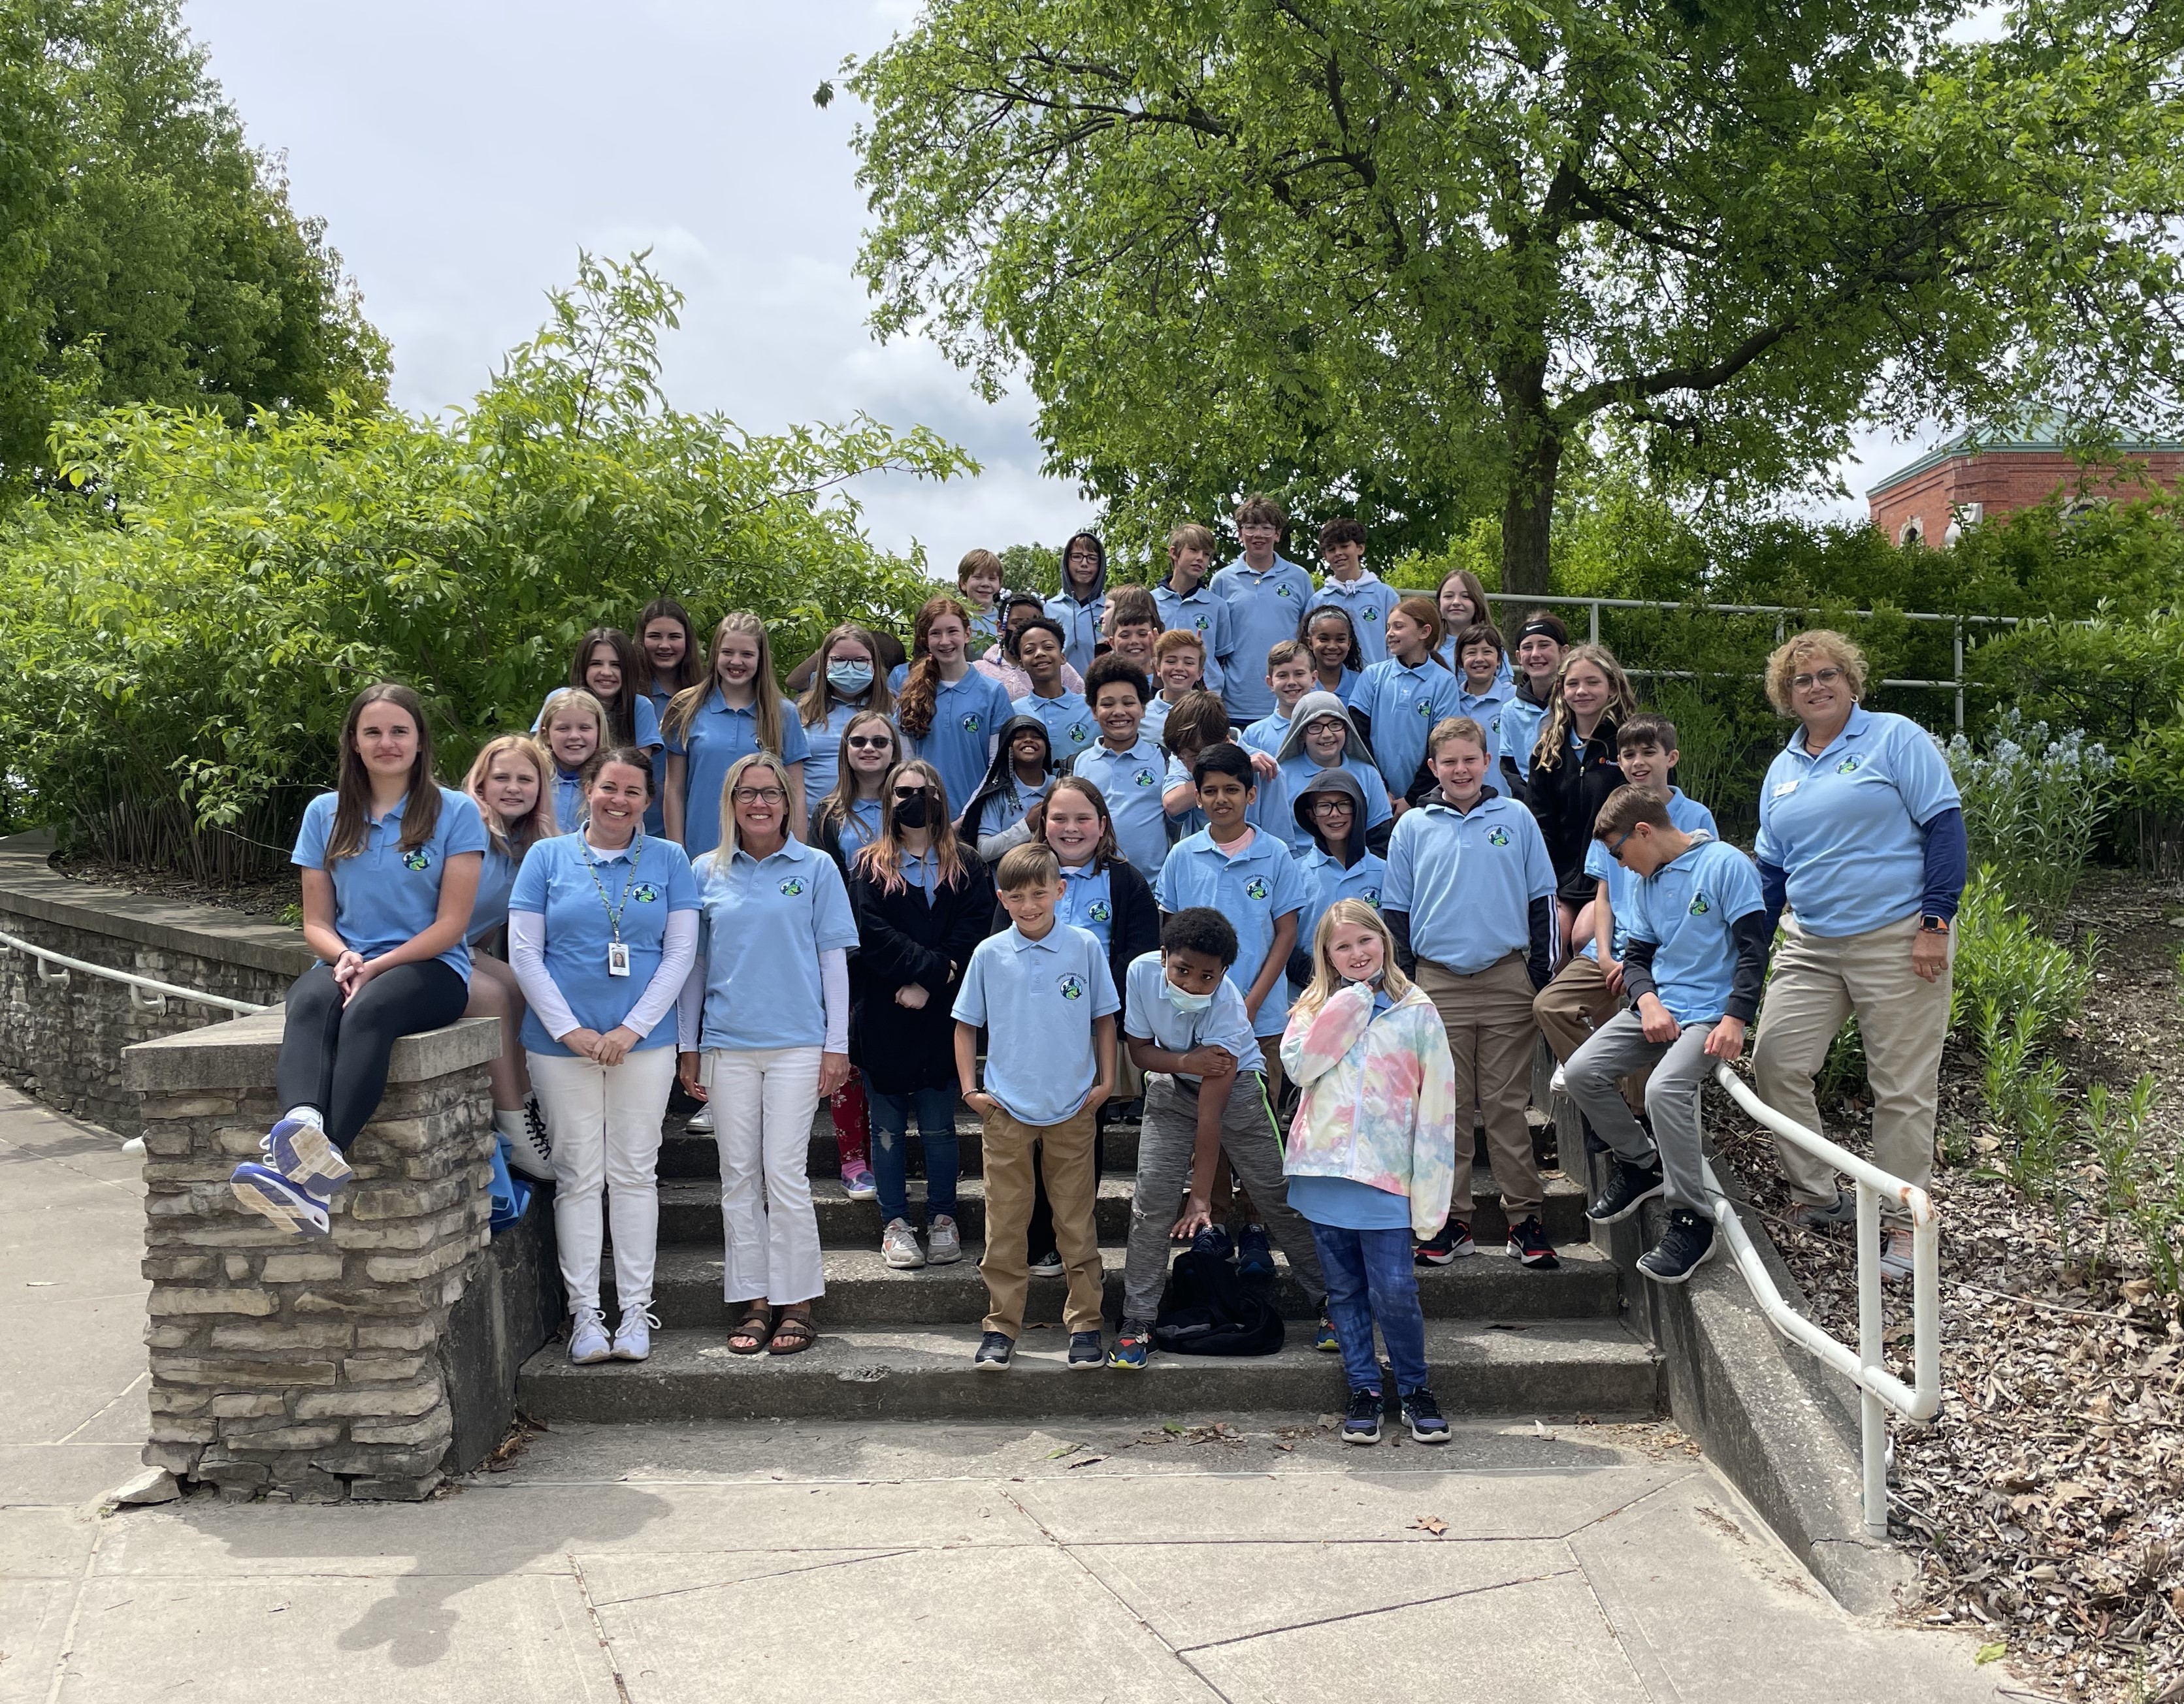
[926,1215,962,1265]
[1548,1061,1567,1097]
[568,1307,611,1364]
[611,1308,659,1361]
[685,1105,714,1134]
[882,1217,926,1270]
[504,1100,555,1182]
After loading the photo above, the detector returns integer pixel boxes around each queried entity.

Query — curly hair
[895,596,973,739]
[1531,644,1640,773]
[1765,629,1869,715]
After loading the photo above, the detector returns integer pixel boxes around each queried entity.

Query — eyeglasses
[732,787,786,805]
[1605,831,1634,859]
[845,735,892,750]
[1791,666,1846,692]
[1310,797,1356,816]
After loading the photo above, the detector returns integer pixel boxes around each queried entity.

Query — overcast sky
[181,0,1924,563]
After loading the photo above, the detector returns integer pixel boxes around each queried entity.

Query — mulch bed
[1711,868,2184,1702]
[48,853,297,920]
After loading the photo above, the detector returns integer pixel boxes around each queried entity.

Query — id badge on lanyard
[607,940,631,978]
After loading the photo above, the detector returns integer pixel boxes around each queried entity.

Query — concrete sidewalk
[1,1084,2034,1703]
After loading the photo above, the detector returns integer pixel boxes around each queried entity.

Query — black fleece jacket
[847,848,996,1095]
[1527,716,1625,907]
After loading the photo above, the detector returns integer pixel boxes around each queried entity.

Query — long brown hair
[463,734,557,860]
[1437,568,1494,635]
[568,627,644,747]
[636,597,704,699]
[1030,773,1121,872]
[325,683,443,861]
[853,759,970,897]
[1532,643,1641,773]
[797,623,897,728]
[895,596,971,739]
[664,612,785,756]
[813,709,902,847]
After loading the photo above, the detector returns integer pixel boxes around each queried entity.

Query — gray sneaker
[1880,1225,1914,1283]
[881,1217,926,1270]
[1790,1190,1857,1230]
[926,1215,963,1264]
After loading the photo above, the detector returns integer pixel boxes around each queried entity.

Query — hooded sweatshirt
[1286,765,1389,988]
[1269,690,1393,856]
[1043,532,1109,678]
[962,713,1055,860]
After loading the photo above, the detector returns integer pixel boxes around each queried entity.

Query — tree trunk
[1499,424,1561,598]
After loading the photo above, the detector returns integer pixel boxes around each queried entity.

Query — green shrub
[1944,714,2116,919]
[1949,867,2096,1045]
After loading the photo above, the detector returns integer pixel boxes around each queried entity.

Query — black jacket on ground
[988,855,1158,999]
[1527,715,1625,907]
[847,847,996,1095]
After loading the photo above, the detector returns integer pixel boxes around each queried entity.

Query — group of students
[227,492,1966,1444]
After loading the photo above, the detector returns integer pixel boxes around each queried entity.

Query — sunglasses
[845,734,893,750]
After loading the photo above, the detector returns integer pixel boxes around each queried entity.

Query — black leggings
[275,961,470,1150]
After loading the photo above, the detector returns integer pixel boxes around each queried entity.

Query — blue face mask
[1161,979,1216,1014]
[827,661,873,696]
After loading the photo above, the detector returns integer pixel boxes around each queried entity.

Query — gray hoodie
[1273,690,1373,769]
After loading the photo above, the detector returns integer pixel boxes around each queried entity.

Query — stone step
[655,1171,1594,1250]
[517,1319,1663,1423]
[603,1239,1623,1330]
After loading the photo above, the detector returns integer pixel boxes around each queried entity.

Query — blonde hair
[1532,644,1640,773]
[665,613,785,756]
[712,752,796,861]
[1167,522,1216,556]
[1292,899,1414,1021]
[1426,715,1489,760]
[464,734,557,860]
[1765,629,1868,715]
[539,687,610,762]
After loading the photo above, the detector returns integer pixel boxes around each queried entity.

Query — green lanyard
[580,832,644,944]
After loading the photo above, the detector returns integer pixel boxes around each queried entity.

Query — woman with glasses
[1750,630,1965,1281]
[845,760,994,1270]
[677,752,858,1356]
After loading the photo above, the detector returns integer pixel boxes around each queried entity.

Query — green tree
[0,0,388,482]
[847,0,2184,591]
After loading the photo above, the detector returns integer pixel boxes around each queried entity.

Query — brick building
[1866,426,2184,547]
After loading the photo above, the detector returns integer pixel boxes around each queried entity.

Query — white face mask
[1161,980,1216,1014]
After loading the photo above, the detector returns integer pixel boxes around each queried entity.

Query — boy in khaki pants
[953,843,1118,1370]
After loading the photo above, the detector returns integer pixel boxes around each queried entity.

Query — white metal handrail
[0,927,272,1016]
[1707,1063,1941,1539]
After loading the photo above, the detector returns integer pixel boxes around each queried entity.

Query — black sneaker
[1505,1213,1559,1270]
[1587,1153,1666,1225]
[1341,1386,1384,1445]
[1067,1330,1103,1368]
[1414,1217,1475,1265]
[1236,1223,1275,1279]
[973,1330,1015,1368]
[1399,1387,1452,1444]
[1027,1249,1064,1277]
[1638,1209,1717,1285]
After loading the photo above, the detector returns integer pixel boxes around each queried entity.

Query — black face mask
[894,793,931,830]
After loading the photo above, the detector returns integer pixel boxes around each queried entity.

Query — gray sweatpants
[1122,1072,1326,1324]
[1563,1006,1718,1212]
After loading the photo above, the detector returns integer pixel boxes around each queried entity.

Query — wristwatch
[1919,914,1951,935]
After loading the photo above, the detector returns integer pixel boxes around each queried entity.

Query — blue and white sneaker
[1236,1223,1275,1280]
[263,1116,352,1196]
[569,1307,611,1364]
[229,1162,331,1240]
[1313,1315,1341,1354]
[1400,1387,1452,1444]
[1342,1386,1384,1445]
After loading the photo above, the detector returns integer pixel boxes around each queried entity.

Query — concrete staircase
[517,1104,1663,1423]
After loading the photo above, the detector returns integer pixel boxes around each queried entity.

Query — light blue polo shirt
[668,689,811,858]
[800,699,883,806]
[1384,792,1556,973]
[1154,581,1231,697]
[954,923,1120,1127]
[1139,691,1173,745]
[827,796,885,863]
[1267,754,1393,855]
[689,838,858,1052]
[468,841,521,946]
[549,767,587,834]
[1306,575,1400,665]
[1498,692,1550,776]
[1155,828,1308,1037]
[1580,788,1718,961]
[292,787,489,979]
[907,669,1013,810]
[510,833,700,1055]
[1457,681,1514,752]
[1211,555,1315,720]
[1241,708,1292,756]
[1043,591,1107,678]
[973,774,1050,840]
[1073,736,1171,878]
[1291,847,1388,989]
[1352,658,1461,807]
[1754,707,1960,939]
[1625,837,1764,1026]
[1054,863,1116,953]
[1122,951,1261,1083]
[1324,667,1365,707]
[1011,690,1099,764]
[1437,639,1515,689]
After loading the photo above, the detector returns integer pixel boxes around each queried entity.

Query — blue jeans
[1310,1223,1429,1393]
[871,1088,959,1227]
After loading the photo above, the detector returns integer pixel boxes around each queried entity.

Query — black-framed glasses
[732,786,786,805]
[1310,796,1356,816]
[892,785,932,802]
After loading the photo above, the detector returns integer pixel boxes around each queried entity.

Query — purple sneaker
[229,1163,331,1240]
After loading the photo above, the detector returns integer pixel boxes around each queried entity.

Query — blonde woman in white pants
[677,752,858,1358]
[508,750,699,1364]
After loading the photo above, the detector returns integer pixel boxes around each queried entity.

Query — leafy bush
[1944,713,2117,918]
[0,253,971,876]
[1949,868,2096,1046]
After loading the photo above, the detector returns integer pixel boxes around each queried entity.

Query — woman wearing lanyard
[677,752,859,1356]
[508,748,700,1364]
[230,683,486,1238]
[461,733,559,1180]
[1751,631,1965,1278]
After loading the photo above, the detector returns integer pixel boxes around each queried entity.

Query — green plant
[2081,1074,2159,1279]
[1976,998,2076,1261]
[1944,714,2117,918]
[1949,868,2096,1046]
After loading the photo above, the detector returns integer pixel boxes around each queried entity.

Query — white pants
[709,1046,825,1306]
[529,1046,677,1316]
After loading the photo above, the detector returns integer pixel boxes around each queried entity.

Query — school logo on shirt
[1192,615,1209,633]
[778,877,805,897]
[1416,698,1433,718]
[632,883,660,903]
[1068,723,1092,745]
[962,713,983,733]
[1363,606,1380,622]
[1133,768,1158,788]
[1487,826,1510,847]
[1245,876,1269,901]
[1834,754,1863,775]
[1689,892,1712,917]
[1363,888,1382,908]
[401,848,431,872]
[1088,900,1111,924]
[1275,584,1296,600]
[1058,973,1086,1001]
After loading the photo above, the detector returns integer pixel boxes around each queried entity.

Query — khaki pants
[1534,954,1646,1112]
[1416,954,1542,1221]
[979,1102,1102,1338]
[1752,912,1952,1208]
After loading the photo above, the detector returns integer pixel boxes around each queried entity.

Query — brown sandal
[727,1306,775,1355]
[768,1311,817,1356]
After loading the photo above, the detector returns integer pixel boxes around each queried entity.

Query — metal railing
[0,927,272,1017]
[1395,588,2019,730]
[1704,1063,1940,1538]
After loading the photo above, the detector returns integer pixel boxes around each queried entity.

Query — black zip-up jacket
[847,845,996,1095]
[1527,715,1625,907]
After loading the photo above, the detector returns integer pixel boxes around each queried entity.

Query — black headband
[1519,619,1564,643]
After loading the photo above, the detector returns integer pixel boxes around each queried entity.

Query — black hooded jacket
[961,714,1056,855]
[1528,713,1626,906]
